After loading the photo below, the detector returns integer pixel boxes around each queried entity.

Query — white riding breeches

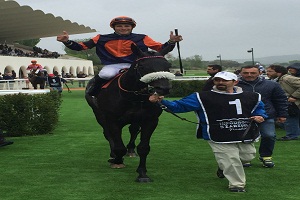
[98,63,131,80]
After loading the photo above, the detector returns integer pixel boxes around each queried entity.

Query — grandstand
[0,0,97,89]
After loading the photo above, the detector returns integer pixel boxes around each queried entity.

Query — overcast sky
[15,0,300,61]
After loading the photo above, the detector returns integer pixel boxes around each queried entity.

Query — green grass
[183,69,207,76]
[1,90,299,200]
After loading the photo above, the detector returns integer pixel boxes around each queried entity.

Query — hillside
[233,54,300,65]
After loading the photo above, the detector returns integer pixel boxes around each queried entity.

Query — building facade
[0,56,94,78]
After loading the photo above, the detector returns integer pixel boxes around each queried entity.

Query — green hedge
[0,91,62,136]
[168,80,206,97]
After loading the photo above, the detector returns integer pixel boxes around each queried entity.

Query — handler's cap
[213,71,238,81]
[48,74,54,77]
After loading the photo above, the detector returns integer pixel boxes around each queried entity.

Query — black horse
[28,69,45,89]
[85,44,174,182]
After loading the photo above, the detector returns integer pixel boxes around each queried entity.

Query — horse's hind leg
[32,83,37,89]
[126,124,140,157]
[40,82,45,89]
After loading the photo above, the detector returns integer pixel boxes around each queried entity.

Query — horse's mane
[145,51,159,55]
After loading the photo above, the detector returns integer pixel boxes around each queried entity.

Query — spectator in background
[0,129,13,147]
[46,71,67,93]
[202,64,222,91]
[174,71,183,77]
[64,73,74,85]
[77,71,87,87]
[11,70,16,79]
[287,63,300,77]
[3,72,15,89]
[266,65,300,141]
[237,65,288,168]
[255,63,266,75]
[234,69,241,76]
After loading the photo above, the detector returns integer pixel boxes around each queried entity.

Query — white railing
[0,89,50,95]
[0,77,93,90]
[0,76,209,90]
[173,76,209,80]
[0,79,29,90]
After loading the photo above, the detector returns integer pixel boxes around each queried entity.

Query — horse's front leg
[110,124,127,169]
[135,119,158,183]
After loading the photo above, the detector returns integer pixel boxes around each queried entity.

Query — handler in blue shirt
[149,71,267,193]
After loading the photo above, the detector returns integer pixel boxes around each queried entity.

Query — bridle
[117,55,167,95]
[117,71,150,95]
[135,55,164,62]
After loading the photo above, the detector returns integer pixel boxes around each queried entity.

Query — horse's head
[130,44,175,95]
[30,69,44,77]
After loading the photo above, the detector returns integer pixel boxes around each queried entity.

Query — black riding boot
[87,75,107,96]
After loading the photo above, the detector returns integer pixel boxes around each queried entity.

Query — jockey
[57,16,183,96]
[27,60,44,74]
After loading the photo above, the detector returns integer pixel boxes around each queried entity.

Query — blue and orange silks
[64,32,175,65]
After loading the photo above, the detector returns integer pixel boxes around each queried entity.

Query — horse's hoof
[135,177,152,183]
[127,152,138,157]
[110,164,126,169]
[107,158,115,163]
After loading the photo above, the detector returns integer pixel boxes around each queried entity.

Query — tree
[15,38,41,47]
[167,54,205,70]
[63,39,102,65]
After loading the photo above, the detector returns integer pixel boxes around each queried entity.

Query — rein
[135,56,164,62]
[117,70,149,95]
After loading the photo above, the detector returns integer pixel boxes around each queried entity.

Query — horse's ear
[131,43,144,57]
[159,44,174,56]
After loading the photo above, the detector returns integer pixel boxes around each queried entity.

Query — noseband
[117,55,169,95]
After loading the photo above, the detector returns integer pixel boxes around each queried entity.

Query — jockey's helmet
[110,16,136,28]
[31,60,37,63]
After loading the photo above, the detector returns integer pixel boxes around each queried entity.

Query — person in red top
[57,16,183,96]
[27,60,44,74]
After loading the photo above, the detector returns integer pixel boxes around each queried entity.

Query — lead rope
[156,101,200,124]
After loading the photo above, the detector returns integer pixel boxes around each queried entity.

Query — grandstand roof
[0,0,97,43]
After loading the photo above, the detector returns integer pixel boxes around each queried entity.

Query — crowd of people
[0,43,60,58]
